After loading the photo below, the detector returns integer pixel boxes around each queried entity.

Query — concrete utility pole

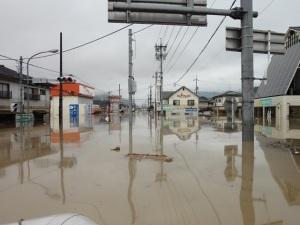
[155,40,167,116]
[241,0,254,142]
[59,32,63,132]
[128,29,133,153]
[153,72,158,114]
[194,75,200,95]
[149,85,152,109]
[18,56,24,113]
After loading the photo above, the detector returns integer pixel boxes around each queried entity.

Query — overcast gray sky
[0,0,299,104]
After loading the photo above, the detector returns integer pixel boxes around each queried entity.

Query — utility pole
[155,40,167,116]
[118,83,121,98]
[18,56,24,113]
[149,85,152,109]
[194,75,200,95]
[153,72,158,114]
[128,28,133,154]
[59,32,63,132]
[241,0,254,142]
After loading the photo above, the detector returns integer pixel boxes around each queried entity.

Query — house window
[187,100,195,106]
[0,83,10,98]
[173,100,180,106]
[40,89,46,95]
[0,83,9,92]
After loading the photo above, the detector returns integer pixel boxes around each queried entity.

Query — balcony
[24,93,40,101]
[0,91,12,99]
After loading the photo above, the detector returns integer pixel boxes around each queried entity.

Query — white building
[163,86,199,117]
[0,65,52,125]
[50,82,95,128]
[255,27,300,124]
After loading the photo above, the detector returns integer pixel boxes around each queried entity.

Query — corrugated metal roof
[256,43,300,98]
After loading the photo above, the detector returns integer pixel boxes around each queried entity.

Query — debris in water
[127,153,173,162]
[111,146,120,152]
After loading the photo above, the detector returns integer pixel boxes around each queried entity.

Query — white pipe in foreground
[4,213,99,225]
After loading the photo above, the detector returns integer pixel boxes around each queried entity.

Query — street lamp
[26,49,59,113]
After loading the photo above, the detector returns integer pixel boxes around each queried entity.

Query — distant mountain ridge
[197,91,221,99]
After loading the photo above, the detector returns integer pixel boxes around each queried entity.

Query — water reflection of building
[0,126,54,169]
[256,133,300,206]
[163,117,201,141]
[51,115,93,144]
[212,118,242,133]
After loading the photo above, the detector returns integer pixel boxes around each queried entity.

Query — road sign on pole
[226,27,286,55]
[108,0,208,26]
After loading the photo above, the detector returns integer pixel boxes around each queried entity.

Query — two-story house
[210,91,242,118]
[162,86,199,117]
[0,65,52,126]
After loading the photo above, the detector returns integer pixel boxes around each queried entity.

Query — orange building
[50,82,95,132]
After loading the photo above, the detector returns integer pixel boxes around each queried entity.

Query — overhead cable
[24,24,133,60]
[174,0,238,85]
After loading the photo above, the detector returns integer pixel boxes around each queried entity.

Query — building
[50,82,95,127]
[210,91,242,118]
[0,65,52,125]
[162,86,199,117]
[198,96,209,112]
[255,27,300,123]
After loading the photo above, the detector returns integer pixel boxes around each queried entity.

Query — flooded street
[0,113,300,225]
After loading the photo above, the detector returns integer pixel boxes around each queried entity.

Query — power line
[165,26,175,45]
[161,26,169,43]
[174,0,238,85]
[0,53,106,93]
[259,0,276,15]
[164,0,220,75]
[164,26,199,74]
[133,25,154,34]
[166,27,183,55]
[165,26,190,68]
[24,24,133,60]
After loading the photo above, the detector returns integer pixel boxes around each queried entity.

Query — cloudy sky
[0,0,299,104]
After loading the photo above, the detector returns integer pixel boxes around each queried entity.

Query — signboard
[69,104,79,127]
[79,85,95,97]
[226,27,286,55]
[259,98,273,107]
[16,113,34,127]
[108,0,207,26]
[185,108,197,113]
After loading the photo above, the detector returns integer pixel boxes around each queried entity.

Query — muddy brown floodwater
[0,113,300,225]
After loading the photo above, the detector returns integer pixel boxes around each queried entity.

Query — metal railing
[0,91,12,99]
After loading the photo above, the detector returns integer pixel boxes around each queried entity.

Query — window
[173,100,180,106]
[0,83,10,98]
[0,83,9,92]
[187,100,195,106]
[40,89,46,95]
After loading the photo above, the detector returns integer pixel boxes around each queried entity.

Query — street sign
[226,27,286,55]
[108,0,207,26]
[15,113,34,127]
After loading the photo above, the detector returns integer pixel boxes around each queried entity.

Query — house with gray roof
[162,86,199,117]
[0,65,52,126]
[254,26,300,125]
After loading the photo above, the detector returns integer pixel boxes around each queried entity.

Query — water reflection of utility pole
[59,124,66,204]
[127,115,136,224]
[156,117,166,184]
[19,125,25,184]
[128,157,137,225]
[240,142,255,225]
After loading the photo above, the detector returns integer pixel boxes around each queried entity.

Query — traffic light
[57,76,76,83]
